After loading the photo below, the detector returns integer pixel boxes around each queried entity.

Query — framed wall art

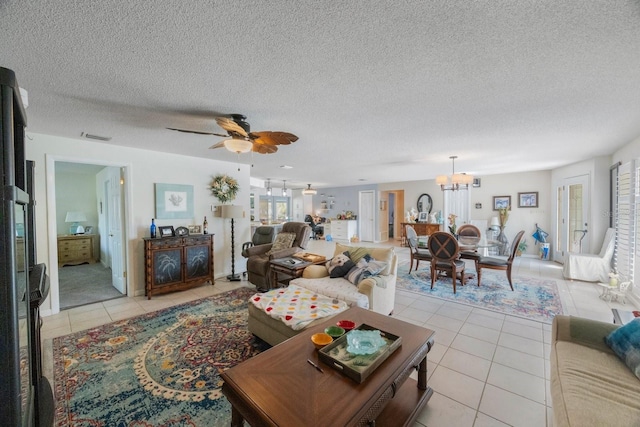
[158,226,175,237]
[518,192,539,208]
[155,183,194,219]
[493,196,511,210]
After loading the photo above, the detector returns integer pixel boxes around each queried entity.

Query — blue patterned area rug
[396,265,564,323]
[53,287,268,427]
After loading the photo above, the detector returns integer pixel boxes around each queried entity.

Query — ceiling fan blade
[251,131,299,146]
[209,141,226,149]
[166,127,228,137]
[215,117,249,137]
[252,141,278,154]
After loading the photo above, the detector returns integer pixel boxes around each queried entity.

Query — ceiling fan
[167,113,298,154]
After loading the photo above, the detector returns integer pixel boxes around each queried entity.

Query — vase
[497,226,509,256]
[609,277,618,288]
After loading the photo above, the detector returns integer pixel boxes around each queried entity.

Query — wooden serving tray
[318,324,402,383]
[293,252,327,263]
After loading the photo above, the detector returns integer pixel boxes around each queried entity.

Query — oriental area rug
[396,265,564,323]
[53,287,268,427]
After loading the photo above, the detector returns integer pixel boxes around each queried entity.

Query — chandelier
[436,156,473,191]
[302,184,317,195]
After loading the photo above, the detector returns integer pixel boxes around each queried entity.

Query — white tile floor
[41,239,638,427]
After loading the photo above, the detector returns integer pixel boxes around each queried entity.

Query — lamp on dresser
[65,211,87,234]
[221,205,244,281]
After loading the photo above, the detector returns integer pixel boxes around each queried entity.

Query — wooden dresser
[401,223,441,246]
[143,234,214,299]
[57,234,97,266]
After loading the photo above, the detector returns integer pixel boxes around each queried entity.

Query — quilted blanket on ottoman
[251,284,348,330]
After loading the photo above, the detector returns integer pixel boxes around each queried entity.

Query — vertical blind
[614,160,637,297]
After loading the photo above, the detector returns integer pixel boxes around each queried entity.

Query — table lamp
[221,205,244,281]
[65,211,87,234]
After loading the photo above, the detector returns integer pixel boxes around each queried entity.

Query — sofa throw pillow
[345,254,388,285]
[326,252,355,278]
[605,318,640,380]
[266,232,296,255]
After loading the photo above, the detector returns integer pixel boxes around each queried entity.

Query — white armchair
[563,228,615,282]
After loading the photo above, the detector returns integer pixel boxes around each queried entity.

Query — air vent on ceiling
[81,132,112,141]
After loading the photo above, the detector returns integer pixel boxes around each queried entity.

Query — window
[613,160,638,297]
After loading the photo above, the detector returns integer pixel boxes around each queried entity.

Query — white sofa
[291,243,397,316]
[247,244,397,346]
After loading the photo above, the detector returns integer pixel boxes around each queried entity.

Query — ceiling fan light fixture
[302,184,317,195]
[223,138,253,154]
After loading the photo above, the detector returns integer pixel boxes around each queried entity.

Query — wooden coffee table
[221,307,435,426]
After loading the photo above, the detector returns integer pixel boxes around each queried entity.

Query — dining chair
[457,224,482,272]
[427,231,466,293]
[476,230,525,291]
[405,225,432,273]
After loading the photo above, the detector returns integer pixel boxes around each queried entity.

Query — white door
[106,167,126,293]
[359,191,375,242]
[555,174,590,261]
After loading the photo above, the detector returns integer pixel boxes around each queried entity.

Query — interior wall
[26,132,251,315]
[380,171,552,256]
[54,168,101,235]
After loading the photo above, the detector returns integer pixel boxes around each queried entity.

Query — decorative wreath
[209,174,239,204]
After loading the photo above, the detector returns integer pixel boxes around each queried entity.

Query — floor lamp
[221,205,244,281]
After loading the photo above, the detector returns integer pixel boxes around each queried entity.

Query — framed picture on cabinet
[188,225,202,234]
[493,196,511,210]
[158,226,175,237]
[417,212,429,222]
[518,192,539,208]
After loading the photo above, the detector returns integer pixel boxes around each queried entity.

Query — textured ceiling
[2,1,640,189]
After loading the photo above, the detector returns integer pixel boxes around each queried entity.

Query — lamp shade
[490,216,500,227]
[223,138,253,154]
[221,205,244,219]
[65,211,87,223]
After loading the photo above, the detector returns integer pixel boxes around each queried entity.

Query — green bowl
[324,325,345,338]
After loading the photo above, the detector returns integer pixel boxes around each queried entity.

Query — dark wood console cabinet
[143,234,214,299]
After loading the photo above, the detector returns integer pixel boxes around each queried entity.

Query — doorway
[555,174,590,261]
[51,160,129,311]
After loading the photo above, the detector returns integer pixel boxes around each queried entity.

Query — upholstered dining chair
[476,230,525,291]
[457,224,482,272]
[405,225,432,273]
[427,231,466,294]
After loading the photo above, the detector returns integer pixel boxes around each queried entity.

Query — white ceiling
[2,1,640,190]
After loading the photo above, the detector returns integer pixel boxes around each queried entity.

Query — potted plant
[516,238,528,256]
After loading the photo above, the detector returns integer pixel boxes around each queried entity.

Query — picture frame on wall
[518,192,539,208]
[493,195,511,210]
[158,226,175,237]
[155,183,194,219]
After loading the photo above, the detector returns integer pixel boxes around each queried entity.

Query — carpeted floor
[396,265,564,323]
[53,287,268,427]
[58,263,123,309]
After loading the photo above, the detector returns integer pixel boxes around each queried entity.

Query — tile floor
[41,239,637,427]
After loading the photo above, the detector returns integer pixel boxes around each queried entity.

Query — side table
[269,257,316,289]
[612,309,639,325]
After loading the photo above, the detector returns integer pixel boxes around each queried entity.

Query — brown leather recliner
[245,222,311,290]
